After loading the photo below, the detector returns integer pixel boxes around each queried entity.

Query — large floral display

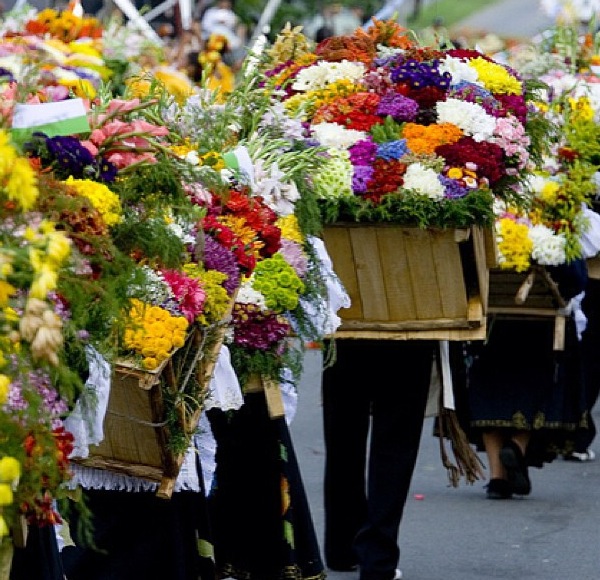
[258,20,545,230]
[0,3,335,557]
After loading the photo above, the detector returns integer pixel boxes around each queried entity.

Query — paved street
[291,349,600,580]
[451,0,554,39]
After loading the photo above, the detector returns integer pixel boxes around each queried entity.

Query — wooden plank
[349,227,388,321]
[431,229,468,319]
[322,227,362,319]
[404,228,444,319]
[376,227,415,321]
[472,226,489,313]
[587,256,600,279]
[332,322,487,341]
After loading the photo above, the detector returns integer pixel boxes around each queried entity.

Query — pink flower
[162,269,206,323]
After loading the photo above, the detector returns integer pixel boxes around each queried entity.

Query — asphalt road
[451,0,554,40]
[291,349,600,580]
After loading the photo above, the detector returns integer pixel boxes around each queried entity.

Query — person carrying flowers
[257,14,551,577]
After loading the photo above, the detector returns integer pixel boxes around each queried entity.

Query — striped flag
[11,98,90,144]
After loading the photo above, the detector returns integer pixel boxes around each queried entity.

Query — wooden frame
[322,224,491,340]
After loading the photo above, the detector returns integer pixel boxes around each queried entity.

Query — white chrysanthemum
[128,266,174,303]
[402,163,445,200]
[311,122,366,149]
[252,159,300,217]
[529,225,566,266]
[167,218,196,246]
[183,150,200,165]
[292,60,366,92]
[436,98,496,142]
[525,173,549,195]
[236,279,267,310]
[439,55,480,86]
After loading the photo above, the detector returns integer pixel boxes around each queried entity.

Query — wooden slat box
[74,319,229,498]
[487,266,567,350]
[322,224,491,340]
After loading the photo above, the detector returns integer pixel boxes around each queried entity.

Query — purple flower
[278,240,308,278]
[202,234,241,295]
[440,175,469,199]
[390,59,451,90]
[352,165,374,193]
[349,139,377,165]
[377,91,419,121]
[232,305,290,350]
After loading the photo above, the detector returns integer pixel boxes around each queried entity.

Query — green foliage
[370,116,405,144]
[318,188,495,229]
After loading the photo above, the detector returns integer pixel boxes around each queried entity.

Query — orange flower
[402,122,463,155]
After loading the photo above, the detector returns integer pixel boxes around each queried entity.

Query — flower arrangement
[493,24,600,271]
[0,128,83,536]
[259,19,544,229]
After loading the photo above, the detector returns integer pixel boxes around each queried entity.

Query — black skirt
[10,524,65,580]
[207,392,325,580]
[61,488,215,580]
[464,315,588,467]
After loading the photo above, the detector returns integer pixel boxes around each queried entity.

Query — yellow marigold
[497,218,532,272]
[277,214,304,244]
[0,456,20,483]
[0,281,15,308]
[64,176,122,226]
[469,57,523,96]
[0,483,13,506]
[0,131,18,176]
[0,515,8,537]
[568,96,594,122]
[45,229,72,266]
[123,299,189,369]
[4,156,39,211]
[0,374,10,405]
[538,180,560,205]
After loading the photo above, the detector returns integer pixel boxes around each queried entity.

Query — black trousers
[322,339,435,580]
[579,278,600,451]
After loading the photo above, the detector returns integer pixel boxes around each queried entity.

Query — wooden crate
[74,319,229,498]
[487,266,567,350]
[321,224,491,340]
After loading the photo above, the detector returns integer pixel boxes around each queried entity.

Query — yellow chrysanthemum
[45,230,72,266]
[469,57,523,96]
[0,280,16,307]
[0,374,10,405]
[4,156,39,211]
[64,176,122,226]
[0,131,18,176]
[0,456,20,483]
[276,214,304,244]
[0,483,13,506]
[123,299,189,369]
[568,96,594,122]
[497,218,533,272]
[538,180,560,205]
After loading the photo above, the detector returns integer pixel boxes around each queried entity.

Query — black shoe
[500,441,531,496]
[485,478,513,499]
